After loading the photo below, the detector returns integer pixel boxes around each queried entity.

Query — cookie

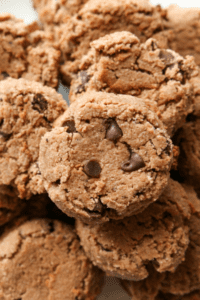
[0,185,25,226]
[53,0,168,84]
[174,117,200,197]
[39,91,173,223]
[0,78,67,199]
[120,185,200,299]
[75,179,191,280]
[0,13,60,88]
[0,218,104,300]
[32,0,88,29]
[167,5,200,67]
[69,31,198,136]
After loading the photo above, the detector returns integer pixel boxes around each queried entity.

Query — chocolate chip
[159,50,174,65]
[0,119,4,127]
[104,118,123,142]
[62,120,76,133]
[121,152,145,172]
[0,131,12,141]
[75,71,90,94]
[83,160,102,178]
[1,72,9,79]
[32,93,48,113]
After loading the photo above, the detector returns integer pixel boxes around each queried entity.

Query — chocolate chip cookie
[120,185,200,299]
[0,218,104,300]
[0,78,67,199]
[69,31,198,136]
[39,91,173,223]
[75,179,191,280]
[55,0,168,84]
[0,13,60,88]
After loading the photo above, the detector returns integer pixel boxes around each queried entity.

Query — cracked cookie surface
[69,31,198,136]
[39,91,173,223]
[120,185,200,299]
[0,13,60,88]
[55,0,167,84]
[76,179,191,280]
[0,78,67,199]
[0,218,103,300]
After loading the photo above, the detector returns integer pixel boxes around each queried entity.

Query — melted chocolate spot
[0,119,4,127]
[32,93,48,113]
[83,160,102,178]
[159,50,174,65]
[0,131,12,141]
[104,118,123,142]
[121,152,145,172]
[62,120,76,133]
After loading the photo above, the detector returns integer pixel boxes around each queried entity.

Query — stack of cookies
[0,1,200,299]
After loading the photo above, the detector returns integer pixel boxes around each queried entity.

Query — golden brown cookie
[0,218,104,300]
[69,31,198,136]
[39,91,173,223]
[0,78,67,199]
[0,13,60,88]
[76,179,191,280]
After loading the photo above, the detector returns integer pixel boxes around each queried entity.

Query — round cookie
[0,218,104,300]
[54,0,168,84]
[120,185,200,299]
[76,179,191,280]
[0,185,25,226]
[0,78,67,199]
[0,13,60,88]
[39,91,173,223]
[69,31,198,136]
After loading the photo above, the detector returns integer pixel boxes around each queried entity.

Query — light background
[0,0,199,299]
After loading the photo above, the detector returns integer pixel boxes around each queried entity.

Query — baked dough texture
[0,78,67,199]
[0,218,104,300]
[75,179,191,280]
[0,13,60,88]
[39,91,173,223]
[69,31,198,136]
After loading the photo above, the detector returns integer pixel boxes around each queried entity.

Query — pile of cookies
[1,1,200,299]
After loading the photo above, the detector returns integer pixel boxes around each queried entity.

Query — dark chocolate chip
[0,131,12,141]
[104,118,123,142]
[1,72,9,79]
[159,50,174,65]
[62,120,76,133]
[32,93,48,113]
[0,119,4,127]
[83,160,102,178]
[121,152,145,172]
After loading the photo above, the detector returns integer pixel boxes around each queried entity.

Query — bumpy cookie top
[0,218,103,300]
[0,14,60,88]
[69,31,198,136]
[39,91,173,223]
[55,0,166,84]
[76,179,191,280]
[0,78,67,199]
[120,185,200,299]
